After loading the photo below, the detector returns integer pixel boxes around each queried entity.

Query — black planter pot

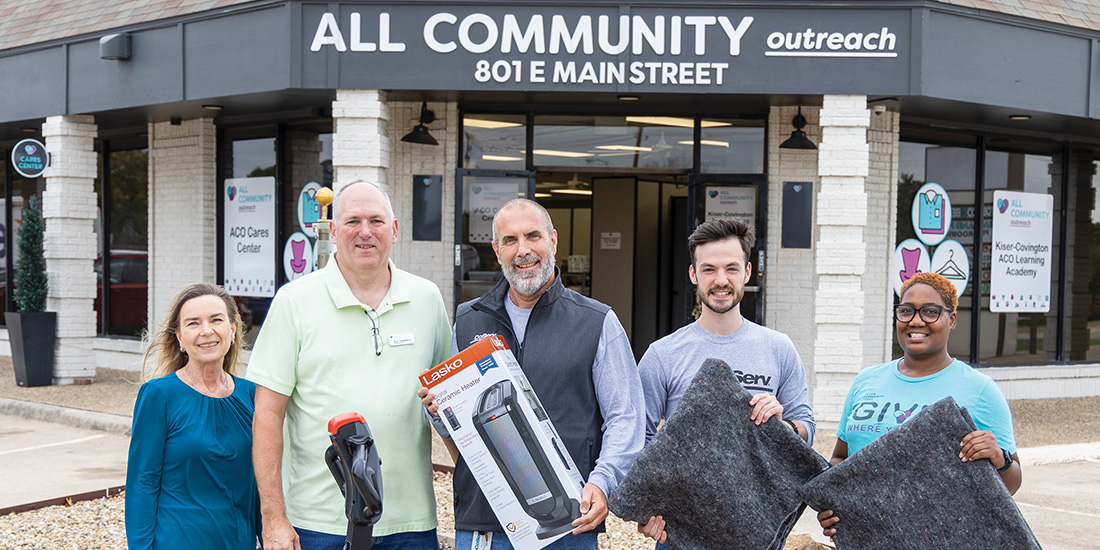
[5,311,57,387]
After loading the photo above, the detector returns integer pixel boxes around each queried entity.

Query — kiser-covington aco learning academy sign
[299,5,911,94]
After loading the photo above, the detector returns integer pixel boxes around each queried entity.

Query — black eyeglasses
[365,310,382,356]
[894,304,949,323]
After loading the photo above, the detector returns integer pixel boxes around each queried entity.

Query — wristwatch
[996,448,1013,472]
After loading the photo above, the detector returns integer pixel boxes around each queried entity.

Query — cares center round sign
[12,139,49,178]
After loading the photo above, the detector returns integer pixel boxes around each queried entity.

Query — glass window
[981,150,1060,365]
[463,114,525,169]
[3,152,43,324]
[700,119,764,173]
[896,141,978,361]
[533,115,693,169]
[95,148,149,337]
[1062,154,1098,361]
[223,134,277,346]
[0,152,10,319]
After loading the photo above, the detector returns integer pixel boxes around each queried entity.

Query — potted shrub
[5,195,56,386]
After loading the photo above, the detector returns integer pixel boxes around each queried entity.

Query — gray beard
[504,253,556,296]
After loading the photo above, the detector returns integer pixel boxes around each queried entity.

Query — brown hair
[688,218,756,266]
[141,283,247,381]
[899,272,959,311]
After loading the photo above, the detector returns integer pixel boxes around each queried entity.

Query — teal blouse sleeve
[125,381,168,550]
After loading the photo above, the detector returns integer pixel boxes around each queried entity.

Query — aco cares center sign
[299,5,911,93]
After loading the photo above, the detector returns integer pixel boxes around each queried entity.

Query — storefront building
[2,0,1099,425]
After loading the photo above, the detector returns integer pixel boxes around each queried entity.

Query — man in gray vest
[422,198,644,550]
[635,217,816,548]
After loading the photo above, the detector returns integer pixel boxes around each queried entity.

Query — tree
[14,195,47,313]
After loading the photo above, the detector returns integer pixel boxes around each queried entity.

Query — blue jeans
[655,542,670,550]
[295,527,438,550]
[454,530,597,550]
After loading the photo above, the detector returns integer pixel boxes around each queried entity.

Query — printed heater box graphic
[473,380,579,539]
[420,335,586,549]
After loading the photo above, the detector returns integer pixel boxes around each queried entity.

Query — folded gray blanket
[798,397,1041,549]
[609,358,830,550]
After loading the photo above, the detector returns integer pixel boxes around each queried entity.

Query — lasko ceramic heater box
[420,335,585,550]
[473,380,578,539]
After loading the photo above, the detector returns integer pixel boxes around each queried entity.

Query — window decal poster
[705,186,756,225]
[990,190,1052,312]
[224,177,276,297]
[910,182,951,246]
[468,183,519,243]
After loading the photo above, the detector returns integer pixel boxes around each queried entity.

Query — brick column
[147,118,217,327]
[812,95,871,427]
[42,115,98,384]
[332,89,389,192]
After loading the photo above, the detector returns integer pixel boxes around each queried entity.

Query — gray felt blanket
[798,397,1041,550]
[608,358,830,550]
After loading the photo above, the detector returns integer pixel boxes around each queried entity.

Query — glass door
[686,174,767,325]
[454,169,535,309]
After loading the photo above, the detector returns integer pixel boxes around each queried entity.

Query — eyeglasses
[365,310,382,356]
[894,304,949,323]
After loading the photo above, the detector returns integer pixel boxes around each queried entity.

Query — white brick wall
[42,115,98,384]
[147,118,217,328]
[387,100,457,318]
[766,105,821,398]
[865,109,900,367]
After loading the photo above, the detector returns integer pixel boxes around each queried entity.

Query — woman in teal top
[126,283,260,550]
[817,272,1022,538]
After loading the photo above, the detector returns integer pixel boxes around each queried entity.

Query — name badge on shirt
[388,333,415,346]
[472,532,492,550]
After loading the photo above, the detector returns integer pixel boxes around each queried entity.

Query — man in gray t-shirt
[636,218,815,547]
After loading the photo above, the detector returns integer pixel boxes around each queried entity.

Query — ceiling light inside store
[1009,114,1031,120]
[680,140,730,148]
[528,149,592,158]
[20,127,36,133]
[535,192,553,198]
[618,94,641,101]
[465,118,524,129]
[482,154,523,161]
[202,104,223,110]
[625,116,732,128]
[551,188,593,195]
[595,145,652,152]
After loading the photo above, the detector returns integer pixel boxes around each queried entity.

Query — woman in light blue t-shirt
[816,272,1022,538]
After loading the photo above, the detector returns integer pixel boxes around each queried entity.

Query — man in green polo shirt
[249,181,451,550]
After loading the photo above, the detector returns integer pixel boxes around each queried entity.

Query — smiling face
[689,237,752,316]
[176,295,236,369]
[331,183,398,275]
[896,283,956,360]
[492,202,557,299]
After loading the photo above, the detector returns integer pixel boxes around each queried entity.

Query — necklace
[182,367,230,397]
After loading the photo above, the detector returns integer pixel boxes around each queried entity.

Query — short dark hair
[688,218,756,266]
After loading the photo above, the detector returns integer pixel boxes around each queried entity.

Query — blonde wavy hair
[141,283,248,382]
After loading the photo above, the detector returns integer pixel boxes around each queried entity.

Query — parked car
[94,250,149,336]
